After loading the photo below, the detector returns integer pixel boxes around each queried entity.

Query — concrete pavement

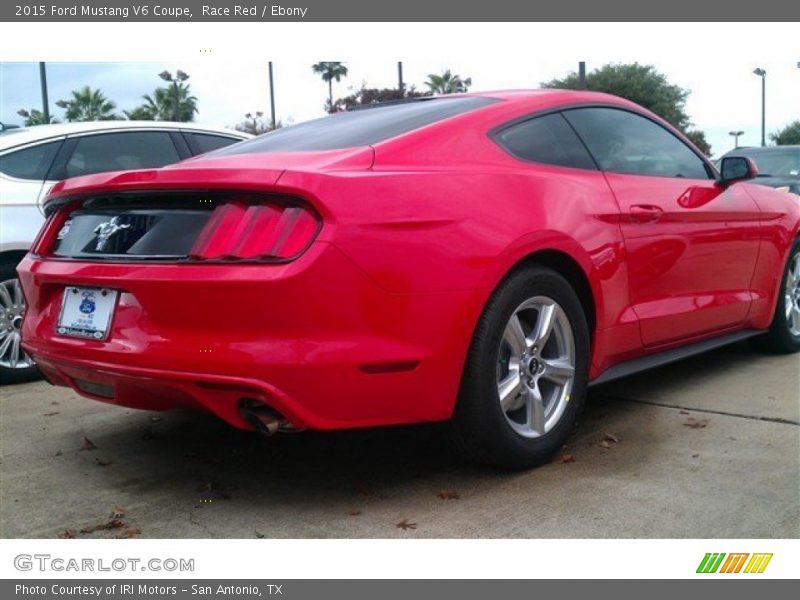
[1,341,797,538]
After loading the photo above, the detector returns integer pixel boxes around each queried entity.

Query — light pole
[39,62,50,124]
[753,68,766,147]
[158,69,189,121]
[268,62,276,130]
[398,61,404,95]
[729,130,745,149]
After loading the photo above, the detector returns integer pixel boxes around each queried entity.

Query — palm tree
[311,62,349,112]
[55,86,119,121]
[16,108,57,126]
[124,71,198,122]
[424,70,472,95]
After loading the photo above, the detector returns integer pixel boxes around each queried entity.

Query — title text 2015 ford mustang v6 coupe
[17,91,800,468]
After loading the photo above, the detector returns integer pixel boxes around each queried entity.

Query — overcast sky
[1,56,798,158]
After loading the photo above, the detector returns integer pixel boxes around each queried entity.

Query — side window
[0,140,62,180]
[494,113,596,170]
[563,108,711,179]
[189,133,241,154]
[65,131,181,178]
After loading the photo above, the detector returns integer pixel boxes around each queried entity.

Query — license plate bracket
[56,287,118,340]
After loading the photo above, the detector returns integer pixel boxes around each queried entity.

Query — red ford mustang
[17,90,800,468]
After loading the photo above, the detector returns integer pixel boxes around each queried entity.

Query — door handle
[629,204,664,223]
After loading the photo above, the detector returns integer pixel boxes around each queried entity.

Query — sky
[1,55,798,158]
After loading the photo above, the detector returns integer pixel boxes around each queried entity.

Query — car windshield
[746,150,800,178]
[210,96,497,154]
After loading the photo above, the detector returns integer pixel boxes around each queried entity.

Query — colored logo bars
[696,553,773,574]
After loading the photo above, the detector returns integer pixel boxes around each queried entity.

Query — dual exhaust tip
[240,399,296,436]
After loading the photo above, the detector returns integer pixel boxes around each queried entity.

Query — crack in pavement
[597,393,800,426]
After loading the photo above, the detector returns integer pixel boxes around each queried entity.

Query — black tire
[450,265,590,469]
[0,255,41,385]
[750,238,800,354]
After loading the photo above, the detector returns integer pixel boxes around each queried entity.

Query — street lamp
[729,130,745,149]
[158,69,189,121]
[753,68,766,147]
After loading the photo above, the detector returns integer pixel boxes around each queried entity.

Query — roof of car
[0,121,249,151]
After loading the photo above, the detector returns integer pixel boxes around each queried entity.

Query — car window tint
[65,131,180,178]
[189,133,241,154]
[0,140,61,180]
[495,113,596,170]
[563,108,710,179]
[212,97,498,154]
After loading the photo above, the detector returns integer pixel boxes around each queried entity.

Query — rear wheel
[0,257,40,385]
[751,239,800,354]
[450,265,590,469]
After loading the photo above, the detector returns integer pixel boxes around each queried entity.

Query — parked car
[718,145,800,195]
[1,121,250,383]
[17,91,800,468]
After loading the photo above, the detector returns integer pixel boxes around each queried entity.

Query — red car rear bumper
[19,242,481,431]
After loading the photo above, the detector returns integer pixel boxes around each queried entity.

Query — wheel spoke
[498,371,523,411]
[541,357,575,386]
[787,294,794,321]
[792,258,800,286]
[0,332,12,359]
[9,334,20,368]
[526,384,546,435]
[12,279,24,307]
[530,303,556,347]
[0,284,12,309]
[503,313,527,355]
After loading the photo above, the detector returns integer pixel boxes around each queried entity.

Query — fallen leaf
[110,506,125,519]
[51,401,60,405]
[95,458,113,467]
[80,437,97,451]
[679,410,690,415]
[116,527,141,539]
[54,450,63,457]
[599,440,612,449]
[348,510,362,516]
[57,528,76,539]
[603,432,620,443]
[80,519,124,534]
[437,490,460,500]
[255,530,265,538]
[149,416,162,423]
[396,519,417,531]
[44,411,60,417]
[560,453,575,463]
[683,418,708,429]
[691,453,700,458]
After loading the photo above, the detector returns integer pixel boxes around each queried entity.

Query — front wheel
[751,239,800,354]
[450,265,590,469]
[0,257,40,385]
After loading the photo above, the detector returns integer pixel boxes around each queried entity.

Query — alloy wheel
[0,278,34,370]
[496,296,576,438]
[786,252,800,338]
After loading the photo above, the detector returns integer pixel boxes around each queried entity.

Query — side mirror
[719,156,759,185]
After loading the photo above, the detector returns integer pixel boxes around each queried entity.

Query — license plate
[57,287,118,340]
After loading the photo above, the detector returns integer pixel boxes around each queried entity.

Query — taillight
[188,200,321,262]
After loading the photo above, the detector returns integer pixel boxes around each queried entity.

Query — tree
[234,112,283,135]
[16,108,58,126]
[543,63,692,131]
[311,62,349,113]
[424,70,472,94]
[543,63,711,154]
[125,71,198,122]
[684,130,712,156]
[770,121,800,145]
[331,85,429,112]
[55,86,120,121]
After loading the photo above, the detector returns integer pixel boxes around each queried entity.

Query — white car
[0,121,250,383]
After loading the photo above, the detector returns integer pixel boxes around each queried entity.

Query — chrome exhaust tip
[240,400,289,437]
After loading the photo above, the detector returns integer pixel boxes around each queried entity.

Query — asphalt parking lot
[1,341,798,539]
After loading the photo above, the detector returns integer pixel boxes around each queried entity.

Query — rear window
[212,97,498,154]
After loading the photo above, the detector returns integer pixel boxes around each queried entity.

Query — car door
[59,130,183,180]
[564,107,762,347]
